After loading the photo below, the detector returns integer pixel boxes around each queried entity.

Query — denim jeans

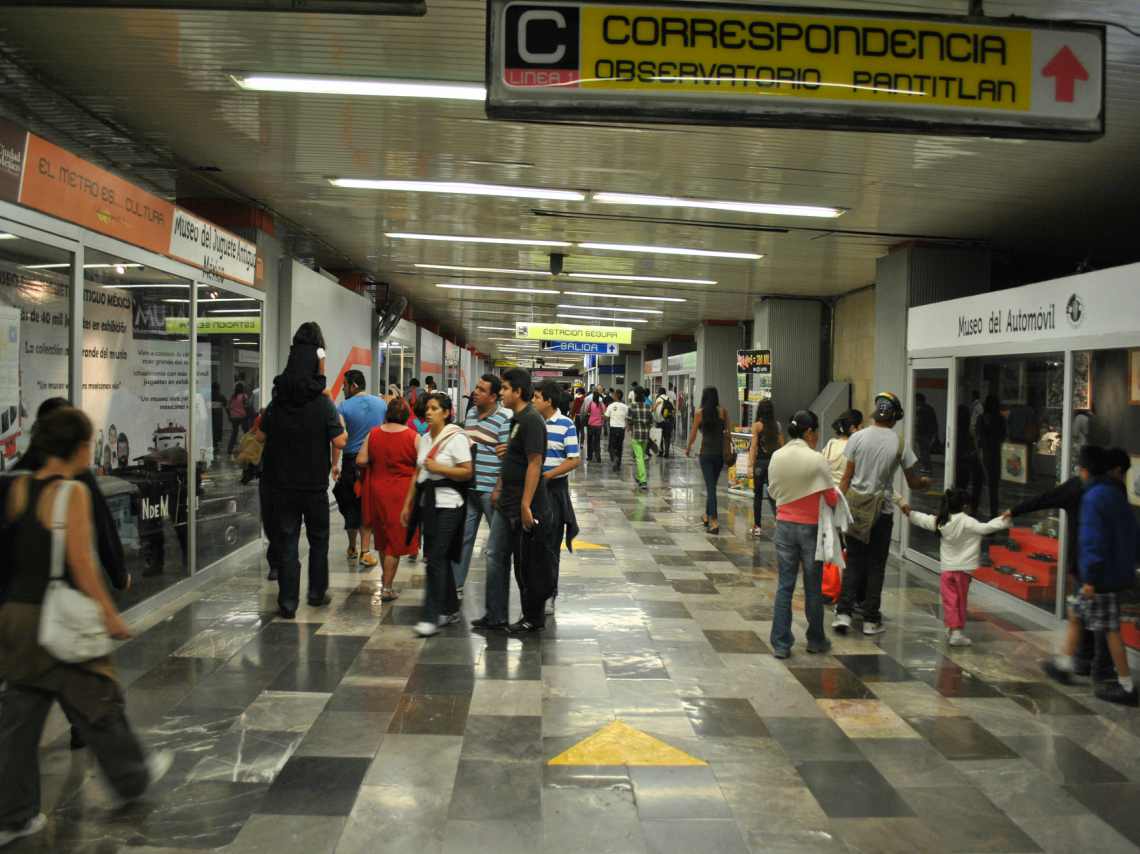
[699,456,723,519]
[836,512,893,624]
[771,520,827,654]
[422,505,464,625]
[451,490,496,590]
[273,488,330,612]
[484,508,514,624]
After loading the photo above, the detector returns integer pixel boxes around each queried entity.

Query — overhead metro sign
[516,322,632,344]
[543,340,619,354]
[486,2,1105,139]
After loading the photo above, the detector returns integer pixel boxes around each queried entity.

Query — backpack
[660,398,675,421]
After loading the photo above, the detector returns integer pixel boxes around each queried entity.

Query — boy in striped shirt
[534,381,581,615]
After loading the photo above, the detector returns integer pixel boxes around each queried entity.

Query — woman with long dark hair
[748,399,784,537]
[686,386,731,534]
[585,390,606,463]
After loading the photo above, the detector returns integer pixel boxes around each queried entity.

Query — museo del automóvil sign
[486,1,1105,139]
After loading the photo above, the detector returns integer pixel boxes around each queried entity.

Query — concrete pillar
[624,351,643,390]
[752,298,824,430]
[695,322,740,427]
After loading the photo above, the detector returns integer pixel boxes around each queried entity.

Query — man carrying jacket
[1043,446,1139,706]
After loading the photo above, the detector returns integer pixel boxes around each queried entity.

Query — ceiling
[1,0,1139,361]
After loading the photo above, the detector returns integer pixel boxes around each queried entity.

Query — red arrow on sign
[1042,46,1089,103]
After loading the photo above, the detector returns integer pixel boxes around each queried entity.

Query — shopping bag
[821,562,842,603]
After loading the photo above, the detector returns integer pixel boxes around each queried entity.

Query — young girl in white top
[906,488,1010,646]
[820,409,862,486]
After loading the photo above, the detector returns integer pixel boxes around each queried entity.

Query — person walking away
[570,387,586,438]
[627,388,653,492]
[492,368,550,633]
[227,382,250,455]
[604,389,628,473]
[405,378,422,409]
[906,488,1010,646]
[766,410,837,659]
[534,381,581,616]
[749,400,785,538]
[210,382,226,453]
[914,393,939,475]
[410,395,430,437]
[954,404,977,497]
[357,398,419,603]
[974,395,1006,519]
[333,370,387,569]
[1042,447,1139,705]
[653,388,676,457]
[833,392,929,636]
[452,374,512,602]
[585,391,606,463]
[0,407,171,846]
[401,394,472,637]
[257,350,346,619]
[1004,444,1116,683]
[686,387,731,535]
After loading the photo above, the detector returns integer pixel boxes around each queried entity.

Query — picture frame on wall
[1129,350,1140,405]
[1128,455,1140,507]
[999,362,1026,405]
[1000,441,1029,484]
[1072,351,1092,410]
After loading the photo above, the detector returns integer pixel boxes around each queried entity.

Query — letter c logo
[519,9,566,63]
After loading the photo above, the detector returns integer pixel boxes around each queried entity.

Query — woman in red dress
[357,397,419,601]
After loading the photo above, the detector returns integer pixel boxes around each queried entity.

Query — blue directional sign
[543,340,619,355]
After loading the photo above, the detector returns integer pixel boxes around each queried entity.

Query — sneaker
[456,586,464,602]
[506,619,544,634]
[832,613,852,633]
[414,621,439,637]
[947,629,972,647]
[750,526,762,538]
[1041,659,1074,685]
[863,622,886,636]
[266,569,278,581]
[806,642,832,655]
[0,814,46,847]
[307,593,332,607]
[145,750,175,789]
[471,616,507,630]
[438,612,461,627]
[1094,681,1140,707]
[545,598,556,616]
[773,648,791,660]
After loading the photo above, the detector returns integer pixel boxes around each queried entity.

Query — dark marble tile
[259,756,370,815]
[387,694,471,735]
[765,717,862,761]
[1003,735,1128,784]
[900,786,1043,852]
[836,654,915,683]
[705,573,752,587]
[602,650,670,680]
[346,648,418,678]
[682,697,769,738]
[703,629,770,654]
[909,661,1003,699]
[382,605,425,626]
[178,666,278,711]
[130,656,223,691]
[416,638,484,664]
[268,658,351,693]
[294,710,390,758]
[995,682,1097,716]
[639,534,676,546]
[654,554,696,568]
[187,729,304,783]
[670,579,718,595]
[325,682,404,713]
[637,601,692,619]
[797,760,915,818]
[543,764,632,791]
[448,759,542,821]
[474,651,542,681]
[640,819,749,854]
[629,765,733,819]
[685,551,727,562]
[624,571,672,586]
[1066,783,1140,847]
[299,634,369,663]
[461,715,543,762]
[789,667,875,700]
[542,639,603,665]
[908,716,1019,761]
[735,605,775,621]
[404,663,476,696]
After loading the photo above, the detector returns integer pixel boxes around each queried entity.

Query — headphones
[874,391,905,422]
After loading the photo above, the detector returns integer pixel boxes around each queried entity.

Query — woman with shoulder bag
[749,400,785,538]
[0,407,170,847]
[686,387,732,535]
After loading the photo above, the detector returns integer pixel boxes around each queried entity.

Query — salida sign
[487,1,1105,139]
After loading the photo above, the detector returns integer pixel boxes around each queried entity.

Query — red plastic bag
[822,562,842,602]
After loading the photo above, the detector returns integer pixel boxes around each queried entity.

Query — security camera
[549,253,565,276]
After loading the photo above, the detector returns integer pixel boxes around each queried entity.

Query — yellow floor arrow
[562,540,607,551]
[548,720,705,766]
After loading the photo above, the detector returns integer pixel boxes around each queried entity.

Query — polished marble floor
[11,454,1140,854]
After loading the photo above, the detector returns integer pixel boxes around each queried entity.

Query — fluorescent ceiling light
[25,262,144,270]
[591,191,844,219]
[98,284,187,290]
[477,326,515,331]
[569,290,687,303]
[465,309,551,317]
[577,242,762,260]
[415,263,551,277]
[206,309,262,314]
[557,304,661,315]
[332,179,585,202]
[487,337,539,342]
[386,233,570,248]
[557,313,648,324]
[163,298,256,304]
[0,233,17,240]
[436,284,559,295]
[566,272,715,286]
[231,73,486,101]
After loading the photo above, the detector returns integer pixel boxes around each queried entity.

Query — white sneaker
[437,612,461,627]
[0,813,46,847]
[545,598,556,616]
[414,621,439,637]
[863,622,887,636]
[832,613,852,633]
[948,629,972,647]
[456,586,464,601]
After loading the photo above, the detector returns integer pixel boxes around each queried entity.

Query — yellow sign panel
[548,721,706,766]
[516,322,632,345]
[164,316,262,335]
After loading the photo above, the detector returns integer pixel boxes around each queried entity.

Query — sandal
[701,515,709,528]
[708,526,721,535]
[381,587,399,602]
[346,547,358,561]
[359,552,378,568]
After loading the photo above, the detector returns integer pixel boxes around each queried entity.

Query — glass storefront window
[907,367,949,563]
[955,352,1065,613]
[195,285,263,573]
[384,318,417,395]
[81,249,194,609]
[0,230,71,467]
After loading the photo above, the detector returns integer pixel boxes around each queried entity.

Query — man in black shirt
[258,373,346,619]
[495,368,550,633]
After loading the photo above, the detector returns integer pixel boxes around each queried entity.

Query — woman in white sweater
[906,488,1010,646]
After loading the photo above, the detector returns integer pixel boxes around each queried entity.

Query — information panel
[517,321,632,344]
[487,1,1105,139]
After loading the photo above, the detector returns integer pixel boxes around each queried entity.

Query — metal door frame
[902,357,956,572]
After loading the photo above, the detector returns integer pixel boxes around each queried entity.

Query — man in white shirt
[604,389,629,473]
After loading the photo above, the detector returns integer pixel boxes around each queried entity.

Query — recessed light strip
[436,284,560,295]
[591,191,844,219]
[570,291,686,303]
[578,242,762,260]
[386,233,571,248]
[557,304,662,315]
[332,179,584,202]
[416,263,551,277]
[557,313,648,324]
[566,272,715,285]
[231,73,486,101]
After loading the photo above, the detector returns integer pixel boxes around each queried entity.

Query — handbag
[235,430,264,466]
[845,434,905,544]
[38,481,114,663]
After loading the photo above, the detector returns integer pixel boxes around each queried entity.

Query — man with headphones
[833,391,930,636]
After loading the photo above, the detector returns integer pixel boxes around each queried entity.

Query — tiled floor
[11,455,1140,853]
